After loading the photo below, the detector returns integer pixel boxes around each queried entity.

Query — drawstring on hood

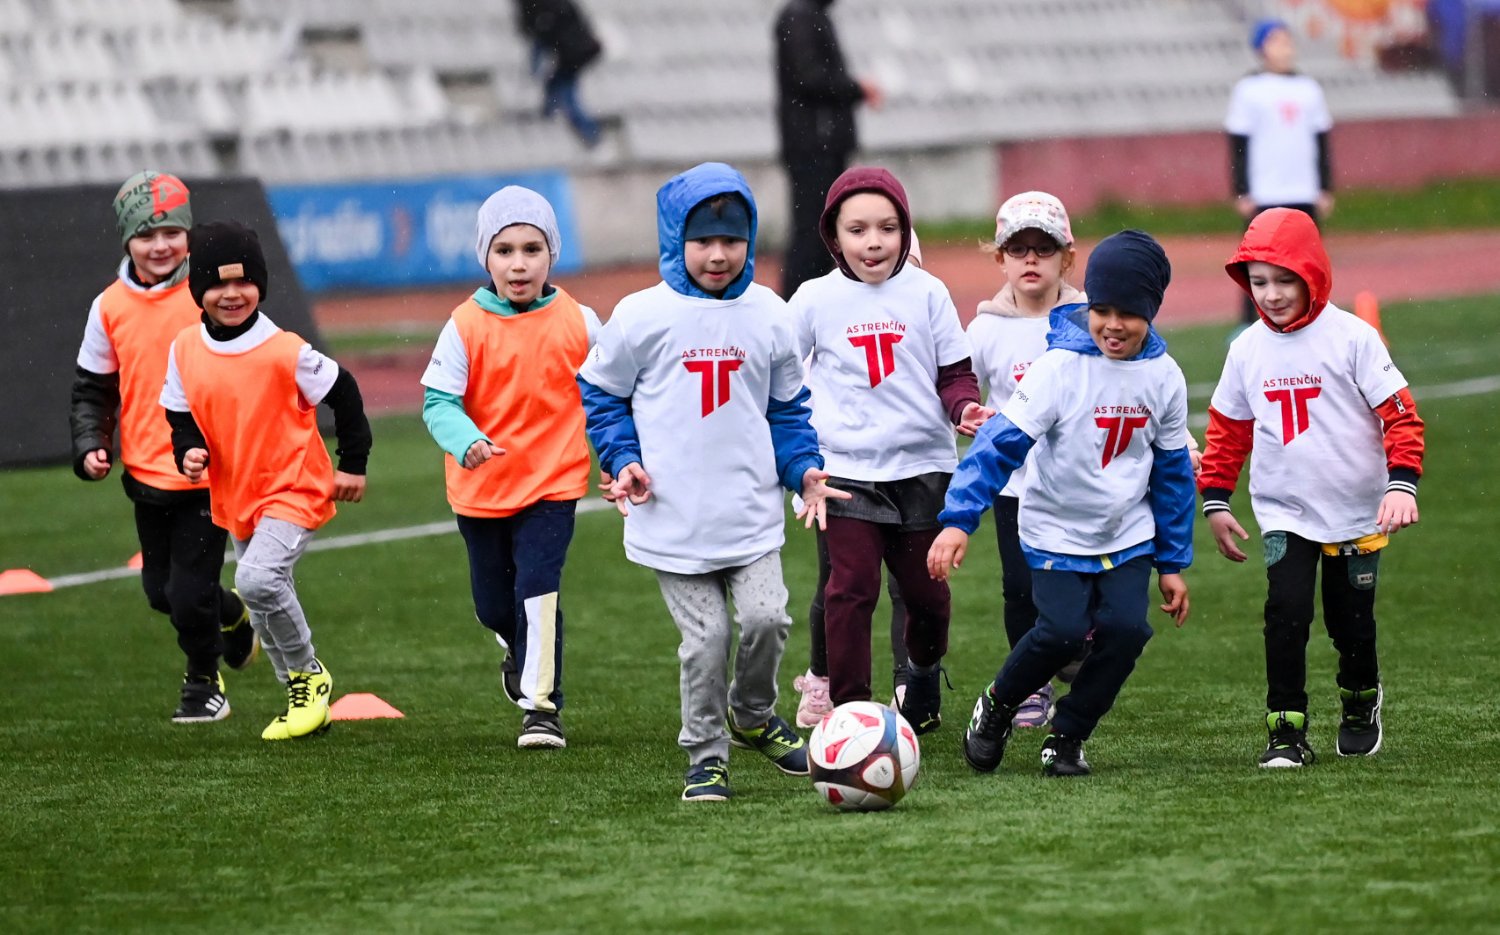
[656,162,759,300]
[818,166,912,281]
[1225,207,1331,334]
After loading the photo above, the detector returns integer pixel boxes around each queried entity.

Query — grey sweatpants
[232,517,317,683]
[655,549,793,765]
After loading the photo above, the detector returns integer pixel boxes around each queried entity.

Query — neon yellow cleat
[261,661,333,741]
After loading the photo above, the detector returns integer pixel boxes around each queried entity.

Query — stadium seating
[0,0,1462,187]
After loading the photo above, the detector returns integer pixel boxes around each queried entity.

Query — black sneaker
[1337,685,1384,757]
[518,710,566,749]
[500,647,523,706]
[962,683,1016,772]
[171,674,230,724]
[682,758,731,802]
[1259,711,1315,768]
[1041,733,1091,777]
[220,589,258,671]
[898,663,944,735]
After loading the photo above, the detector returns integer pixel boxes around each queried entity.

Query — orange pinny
[444,291,591,517]
[172,324,335,540]
[98,278,204,490]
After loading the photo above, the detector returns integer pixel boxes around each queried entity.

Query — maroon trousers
[822,515,951,704]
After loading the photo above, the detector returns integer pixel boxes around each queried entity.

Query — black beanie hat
[189,220,269,309]
[1084,229,1171,322]
[683,193,752,242]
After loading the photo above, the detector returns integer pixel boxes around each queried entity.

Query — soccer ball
[808,701,921,811]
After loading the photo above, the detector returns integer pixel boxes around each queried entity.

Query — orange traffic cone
[1354,291,1387,345]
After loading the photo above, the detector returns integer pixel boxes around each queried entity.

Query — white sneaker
[793,669,833,729]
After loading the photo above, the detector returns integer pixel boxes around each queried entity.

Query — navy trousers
[992,555,1155,740]
[456,500,576,713]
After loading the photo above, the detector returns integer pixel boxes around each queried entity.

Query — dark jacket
[516,0,601,77]
[774,0,864,163]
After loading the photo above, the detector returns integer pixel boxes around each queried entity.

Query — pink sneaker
[793,670,833,729]
[1012,683,1053,729]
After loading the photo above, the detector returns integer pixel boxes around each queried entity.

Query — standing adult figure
[516,0,604,146]
[774,0,882,299]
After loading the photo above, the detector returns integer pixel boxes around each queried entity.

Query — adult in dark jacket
[516,0,604,146]
[774,0,881,298]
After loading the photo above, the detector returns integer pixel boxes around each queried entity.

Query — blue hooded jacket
[577,163,822,492]
[656,162,759,300]
[938,304,1195,574]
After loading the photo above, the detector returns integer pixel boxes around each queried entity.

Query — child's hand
[1208,510,1249,562]
[1190,448,1203,476]
[182,448,209,483]
[956,403,996,438]
[598,470,619,503]
[332,471,365,502]
[1376,490,1418,535]
[83,449,112,479]
[796,468,852,531]
[462,440,505,469]
[609,462,652,515]
[1158,573,1190,627]
[926,527,969,581]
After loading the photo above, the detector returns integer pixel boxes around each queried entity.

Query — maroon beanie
[819,166,913,281]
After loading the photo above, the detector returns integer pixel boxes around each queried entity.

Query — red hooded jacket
[1199,208,1424,504]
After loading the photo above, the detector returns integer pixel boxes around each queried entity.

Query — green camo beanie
[113,171,193,247]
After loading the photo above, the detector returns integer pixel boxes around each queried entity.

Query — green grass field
[4,297,1499,934]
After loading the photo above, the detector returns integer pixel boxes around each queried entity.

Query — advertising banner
[266,171,581,293]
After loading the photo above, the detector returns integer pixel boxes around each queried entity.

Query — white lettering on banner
[426,196,485,270]
[279,200,384,265]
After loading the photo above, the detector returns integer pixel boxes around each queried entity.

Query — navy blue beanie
[1084,230,1171,322]
[684,194,751,241]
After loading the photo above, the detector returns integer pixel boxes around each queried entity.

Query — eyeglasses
[1002,241,1061,259]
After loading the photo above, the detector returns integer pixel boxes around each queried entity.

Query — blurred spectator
[774,0,882,299]
[1427,0,1500,98]
[516,0,604,146]
[1225,19,1333,325]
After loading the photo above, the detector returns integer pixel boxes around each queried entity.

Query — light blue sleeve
[421,386,489,462]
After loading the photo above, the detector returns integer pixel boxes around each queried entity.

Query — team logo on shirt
[1263,375,1322,444]
[1011,360,1031,385]
[847,321,905,388]
[1094,405,1151,468]
[682,346,745,417]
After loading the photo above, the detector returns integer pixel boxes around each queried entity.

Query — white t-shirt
[1209,305,1406,543]
[968,313,1051,498]
[161,314,339,412]
[1225,71,1333,206]
[578,281,804,575]
[420,301,601,395]
[791,265,970,481]
[1003,347,1190,557]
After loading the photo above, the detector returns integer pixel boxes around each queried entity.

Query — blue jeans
[543,71,600,145]
[456,500,577,712]
[991,556,1154,740]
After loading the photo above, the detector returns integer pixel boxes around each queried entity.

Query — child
[160,220,372,741]
[790,166,990,735]
[70,171,254,724]
[791,232,930,728]
[965,191,1087,730]
[930,230,1195,777]
[420,186,600,749]
[1198,208,1423,767]
[578,162,846,802]
[1226,18,1334,325]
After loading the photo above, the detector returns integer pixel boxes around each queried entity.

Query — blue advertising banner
[265,172,581,293]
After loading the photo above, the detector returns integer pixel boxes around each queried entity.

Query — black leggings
[1263,531,1380,712]
[134,494,236,677]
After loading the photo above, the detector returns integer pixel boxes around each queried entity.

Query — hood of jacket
[1226,207,1332,333]
[977,281,1087,318]
[656,162,758,300]
[818,166,912,282]
[1046,302,1168,360]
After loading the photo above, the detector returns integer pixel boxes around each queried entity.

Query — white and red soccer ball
[808,700,921,811]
